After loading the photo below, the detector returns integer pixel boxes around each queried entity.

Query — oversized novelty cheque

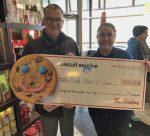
[10,54,147,111]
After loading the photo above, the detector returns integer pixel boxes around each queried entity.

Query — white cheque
[41,55,147,111]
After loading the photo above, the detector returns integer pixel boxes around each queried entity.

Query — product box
[28,11,35,25]
[0,71,12,103]
[24,10,29,24]
[18,8,24,23]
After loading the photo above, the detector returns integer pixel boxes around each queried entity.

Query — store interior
[0,0,150,136]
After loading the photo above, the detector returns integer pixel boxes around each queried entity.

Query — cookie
[10,54,57,103]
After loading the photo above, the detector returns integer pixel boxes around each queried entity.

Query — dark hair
[44,4,64,16]
[97,22,116,34]
[133,25,148,37]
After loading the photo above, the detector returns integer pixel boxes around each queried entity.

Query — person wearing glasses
[22,4,79,136]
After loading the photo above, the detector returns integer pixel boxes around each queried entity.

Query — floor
[134,103,150,126]
[74,104,150,136]
[56,126,82,136]
[43,103,150,136]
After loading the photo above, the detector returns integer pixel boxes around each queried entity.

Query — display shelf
[13,111,40,136]
[7,23,44,30]
[0,98,16,112]
[22,111,40,131]
[1,0,43,135]
[13,112,40,136]
[0,63,11,71]
[0,0,5,22]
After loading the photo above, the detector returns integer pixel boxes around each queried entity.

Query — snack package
[0,72,12,103]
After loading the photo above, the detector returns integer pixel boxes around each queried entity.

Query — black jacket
[22,29,79,117]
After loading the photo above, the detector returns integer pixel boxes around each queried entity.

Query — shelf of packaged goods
[13,111,40,136]
[0,98,16,112]
[22,111,40,132]
[6,23,44,30]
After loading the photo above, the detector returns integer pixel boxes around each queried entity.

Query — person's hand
[66,52,75,56]
[62,103,74,109]
[43,104,60,112]
[144,59,150,72]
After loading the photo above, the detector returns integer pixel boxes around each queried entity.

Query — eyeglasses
[98,32,114,37]
[45,17,64,24]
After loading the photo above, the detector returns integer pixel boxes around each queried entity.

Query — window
[83,0,150,51]
[83,19,90,43]
[135,0,150,5]
[83,0,90,10]
[43,0,49,8]
[92,0,104,10]
[69,0,77,12]
[62,19,77,42]
[106,0,132,8]
[50,0,66,12]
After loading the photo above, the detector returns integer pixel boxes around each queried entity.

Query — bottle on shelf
[20,101,30,124]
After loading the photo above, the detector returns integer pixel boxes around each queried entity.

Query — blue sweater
[92,47,131,59]
[126,37,144,60]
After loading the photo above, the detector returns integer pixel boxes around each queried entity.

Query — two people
[22,3,150,136]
